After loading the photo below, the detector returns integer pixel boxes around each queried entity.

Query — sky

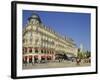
[23,10,91,51]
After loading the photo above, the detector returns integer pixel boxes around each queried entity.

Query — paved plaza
[23,60,91,69]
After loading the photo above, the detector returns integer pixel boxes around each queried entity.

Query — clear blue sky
[23,10,91,51]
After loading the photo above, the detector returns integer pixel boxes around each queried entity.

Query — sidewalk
[23,60,91,69]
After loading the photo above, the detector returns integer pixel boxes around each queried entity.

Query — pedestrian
[76,58,81,65]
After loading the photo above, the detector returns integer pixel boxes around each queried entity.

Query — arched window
[44,50,46,54]
[29,47,32,53]
[35,49,38,53]
[52,51,54,54]
[41,50,43,53]
[23,48,24,54]
[23,39,25,43]
[47,50,49,54]
[24,47,27,53]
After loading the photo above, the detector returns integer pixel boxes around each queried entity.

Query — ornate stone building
[23,13,78,64]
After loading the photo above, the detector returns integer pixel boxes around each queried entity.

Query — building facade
[23,13,78,64]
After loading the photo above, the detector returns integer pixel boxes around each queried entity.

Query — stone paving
[23,60,91,69]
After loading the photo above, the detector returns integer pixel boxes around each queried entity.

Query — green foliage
[77,52,83,59]
[77,50,91,59]
[85,51,91,58]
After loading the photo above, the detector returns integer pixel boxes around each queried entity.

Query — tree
[85,51,91,58]
[77,48,85,59]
